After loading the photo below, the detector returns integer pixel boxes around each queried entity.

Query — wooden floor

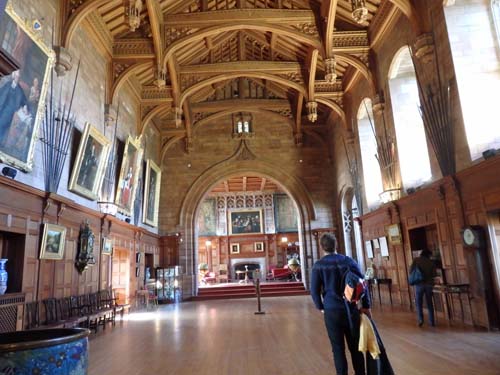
[88,296,500,375]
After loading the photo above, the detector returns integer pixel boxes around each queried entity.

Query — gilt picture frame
[69,122,110,200]
[39,223,66,260]
[142,159,161,227]
[115,136,143,216]
[254,242,264,252]
[230,243,240,254]
[0,2,54,171]
[228,209,263,235]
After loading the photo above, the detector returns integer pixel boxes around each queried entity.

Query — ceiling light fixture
[324,57,337,83]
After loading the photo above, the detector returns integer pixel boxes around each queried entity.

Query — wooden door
[112,248,130,304]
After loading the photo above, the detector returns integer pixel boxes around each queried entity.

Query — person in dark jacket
[311,233,371,375]
[410,249,437,327]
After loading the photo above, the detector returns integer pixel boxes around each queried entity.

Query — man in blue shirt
[311,233,370,375]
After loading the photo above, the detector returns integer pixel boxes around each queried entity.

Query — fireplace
[230,257,266,281]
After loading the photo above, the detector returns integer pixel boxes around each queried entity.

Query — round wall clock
[462,226,484,248]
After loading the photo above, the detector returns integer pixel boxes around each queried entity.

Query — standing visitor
[311,233,371,375]
[410,249,437,327]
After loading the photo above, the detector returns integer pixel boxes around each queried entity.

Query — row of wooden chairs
[25,290,129,333]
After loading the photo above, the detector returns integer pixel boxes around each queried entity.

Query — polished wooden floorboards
[89,296,500,375]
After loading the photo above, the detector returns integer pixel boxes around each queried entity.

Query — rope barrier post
[254,278,265,315]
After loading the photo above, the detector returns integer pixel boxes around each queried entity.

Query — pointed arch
[180,73,307,108]
[109,61,153,104]
[140,103,172,136]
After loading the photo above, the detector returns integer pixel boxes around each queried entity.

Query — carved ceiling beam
[191,99,290,112]
[183,100,194,153]
[260,178,267,191]
[388,0,422,34]
[145,0,164,69]
[164,9,316,27]
[322,0,339,58]
[331,31,369,54]
[163,23,322,68]
[180,61,302,75]
[113,39,156,59]
[295,93,304,146]
[141,86,173,102]
[167,56,181,107]
[306,48,319,102]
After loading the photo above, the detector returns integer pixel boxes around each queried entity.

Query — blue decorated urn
[0,259,7,295]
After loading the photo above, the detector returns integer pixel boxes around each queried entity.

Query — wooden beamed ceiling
[90,0,388,148]
[210,176,281,194]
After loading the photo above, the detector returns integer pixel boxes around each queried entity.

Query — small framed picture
[379,236,390,257]
[386,224,402,245]
[372,238,380,249]
[40,224,67,260]
[102,238,113,256]
[365,240,374,259]
[254,242,264,252]
[230,243,240,254]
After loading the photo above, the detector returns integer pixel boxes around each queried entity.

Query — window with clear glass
[388,47,432,189]
[444,0,500,160]
[357,98,383,208]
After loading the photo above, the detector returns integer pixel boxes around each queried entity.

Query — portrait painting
[230,243,240,254]
[254,242,264,252]
[102,237,113,256]
[197,198,216,236]
[39,223,66,260]
[115,136,143,216]
[69,123,110,200]
[274,194,298,233]
[0,3,53,171]
[229,209,263,235]
[143,159,161,227]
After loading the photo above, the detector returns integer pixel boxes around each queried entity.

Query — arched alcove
[177,159,318,297]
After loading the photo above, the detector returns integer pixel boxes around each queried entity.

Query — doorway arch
[177,159,318,297]
[340,186,364,271]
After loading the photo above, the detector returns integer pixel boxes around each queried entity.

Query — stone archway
[177,158,318,298]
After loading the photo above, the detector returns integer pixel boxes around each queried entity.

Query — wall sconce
[75,221,96,274]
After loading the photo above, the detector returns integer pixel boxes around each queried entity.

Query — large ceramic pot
[0,328,90,374]
[0,259,7,295]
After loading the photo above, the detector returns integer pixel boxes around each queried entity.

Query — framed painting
[115,136,143,216]
[229,209,263,235]
[197,198,216,236]
[0,2,54,171]
[365,240,373,259]
[230,243,240,254]
[40,223,66,260]
[142,159,161,227]
[69,122,110,200]
[379,236,390,257]
[102,237,113,256]
[254,242,264,252]
[386,223,402,245]
[274,194,298,233]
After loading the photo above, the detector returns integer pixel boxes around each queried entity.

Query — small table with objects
[367,278,393,306]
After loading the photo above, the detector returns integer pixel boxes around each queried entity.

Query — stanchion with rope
[254,278,265,315]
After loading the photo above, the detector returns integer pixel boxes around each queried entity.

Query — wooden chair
[25,301,39,330]
[218,264,229,283]
[58,297,88,328]
[42,298,65,328]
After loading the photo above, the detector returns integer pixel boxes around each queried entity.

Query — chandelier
[351,0,369,24]
[324,57,337,83]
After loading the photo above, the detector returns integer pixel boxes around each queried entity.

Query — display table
[433,284,472,323]
[367,278,393,306]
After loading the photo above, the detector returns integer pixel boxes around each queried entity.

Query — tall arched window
[445,0,500,160]
[388,47,432,189]
[357,98,383,208]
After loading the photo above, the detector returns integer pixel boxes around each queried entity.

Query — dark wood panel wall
[0,176,160,305]
[359,155,500,329]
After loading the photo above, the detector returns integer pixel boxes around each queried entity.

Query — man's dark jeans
[415,284,435,325]
[323,307,365,375]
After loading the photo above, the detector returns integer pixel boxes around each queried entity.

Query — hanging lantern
[175,107,183,127]
[324,57,337,83]
[351,0,369,24]
[306,101,318,122]
[154,65,166,88]
[127,0,143,32]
